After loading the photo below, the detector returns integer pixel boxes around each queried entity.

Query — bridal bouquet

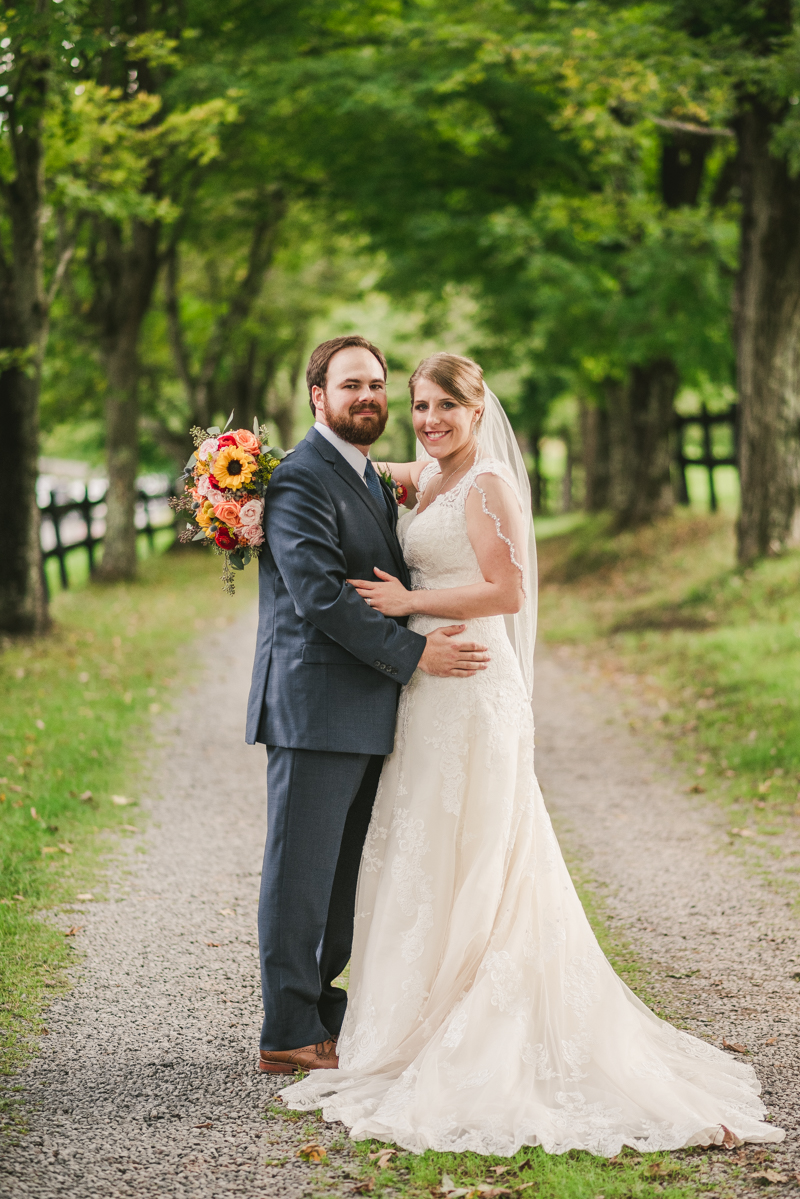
[172,413,286,594]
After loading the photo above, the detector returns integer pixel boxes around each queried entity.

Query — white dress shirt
[314,421,371,486]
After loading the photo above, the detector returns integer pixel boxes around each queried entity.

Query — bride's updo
[408,353,485,425]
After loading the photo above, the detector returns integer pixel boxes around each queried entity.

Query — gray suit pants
[258,746,383,1051]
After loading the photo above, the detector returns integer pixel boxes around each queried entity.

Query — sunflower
[213,445,256,489]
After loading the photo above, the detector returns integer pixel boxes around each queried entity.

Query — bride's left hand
[348,568,415,616]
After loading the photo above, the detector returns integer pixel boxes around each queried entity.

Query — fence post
[700,403,718,512]
[140,490,156,553]
[674,418,690,505]
[81,485,96,573]
[50,490,69,590]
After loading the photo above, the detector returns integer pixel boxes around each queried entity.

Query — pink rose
[237,523,264,547]
[197,475,225,504]
[213,500,242,527]
[238,498,264,527]
[233,429,261,454]
[197,437,219,461]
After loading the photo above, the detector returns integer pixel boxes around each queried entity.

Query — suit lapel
[306,429,406,578]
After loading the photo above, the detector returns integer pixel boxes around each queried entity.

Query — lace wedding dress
[281,458,783,1157]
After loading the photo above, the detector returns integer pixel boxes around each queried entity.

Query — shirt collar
[314,421,370,483]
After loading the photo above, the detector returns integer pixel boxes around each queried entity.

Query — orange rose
[233,428,260,454]
[213,500,242,528]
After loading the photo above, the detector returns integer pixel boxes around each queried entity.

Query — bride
[280,352,783,1157]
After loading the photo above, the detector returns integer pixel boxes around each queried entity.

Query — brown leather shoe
[258,1038,339,1075]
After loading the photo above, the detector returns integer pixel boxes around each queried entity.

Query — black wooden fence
[673,403,738,512]
[39,482,178,593]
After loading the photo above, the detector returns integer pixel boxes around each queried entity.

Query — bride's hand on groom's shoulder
[348,568,415,617]
[418,626,490,678]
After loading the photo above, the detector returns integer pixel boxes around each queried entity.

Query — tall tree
[0,0,89,633]
[670,0,800,559]
[71,9,235,581]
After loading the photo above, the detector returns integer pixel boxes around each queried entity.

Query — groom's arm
[265,462,426,684]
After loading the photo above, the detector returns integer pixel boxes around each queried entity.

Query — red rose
[208,475,223,490]
[215,527,237,550]
[217,434,237,448]
[396,484,408,505]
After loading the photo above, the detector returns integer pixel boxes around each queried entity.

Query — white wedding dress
[282,458,783,1157]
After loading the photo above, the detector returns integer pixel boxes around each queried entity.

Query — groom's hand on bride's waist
[418,625,490,678]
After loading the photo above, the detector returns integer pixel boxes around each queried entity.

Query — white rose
[197,437,219,460]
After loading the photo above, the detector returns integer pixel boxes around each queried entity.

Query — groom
[246,335,489,1073]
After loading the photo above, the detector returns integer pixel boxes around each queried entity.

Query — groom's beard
[322,394,388,446]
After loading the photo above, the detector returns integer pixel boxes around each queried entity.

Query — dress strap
[417,460,441,495]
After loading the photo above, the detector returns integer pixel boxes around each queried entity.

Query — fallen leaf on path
[64,926,83,937]
[297,1142,327,1162]
[765,1037,778,1045]
[751,1170,788,1184]
[110,794,134,805]
[58,843,73,854]
[688,783,705,793]
[491,1167,507,1175]
[646,1162,679,1177]
[194,1122,212,1128]
[720,1124,739,1149]
[368,1149,397,1168]
[205,941,221,947]
[79,790,93,802]
[75,893,93,901]
[120,825,138,833]
[730,827,754,837]
[722,1038,748,1054]
[348,1180,374,1194]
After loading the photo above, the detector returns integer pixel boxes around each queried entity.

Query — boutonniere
[377,466,408,506]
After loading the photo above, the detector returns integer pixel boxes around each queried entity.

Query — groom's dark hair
[306,336,388,414]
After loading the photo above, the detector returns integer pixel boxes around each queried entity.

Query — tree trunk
[607,362,678,529]
[734,98,800,562]
[0,368,47,633]
[95,218,161,582]
[0,42,49,633]
[580,401,610,511]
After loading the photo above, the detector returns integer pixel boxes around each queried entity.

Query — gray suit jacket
[245,427,427,754]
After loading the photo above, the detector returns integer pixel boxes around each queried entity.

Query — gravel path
[0,614,797,1197]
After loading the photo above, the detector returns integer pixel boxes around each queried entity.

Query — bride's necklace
[427,440,478,503]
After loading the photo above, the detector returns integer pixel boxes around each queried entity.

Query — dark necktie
[364,458,389,516]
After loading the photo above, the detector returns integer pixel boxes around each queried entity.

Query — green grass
[349,1139,705,1199]
[537,508,800,896]
[0,545,257,1093]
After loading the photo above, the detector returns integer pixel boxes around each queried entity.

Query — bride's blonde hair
[409,353,485,424]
